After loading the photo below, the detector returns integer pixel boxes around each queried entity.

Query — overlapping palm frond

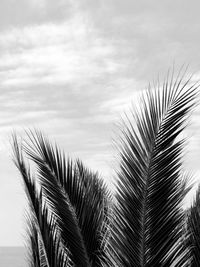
[112,71,198,267]
[12,69,200,267]
[13,131,111,267]
[74,160,112,266]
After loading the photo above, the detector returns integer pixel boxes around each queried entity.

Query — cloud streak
[0,19,118,88]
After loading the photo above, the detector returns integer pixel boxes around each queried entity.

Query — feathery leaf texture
[13,131,111,267]
[113,71,198,266]
[12,69,200,267]
[187,186,200,266]
[13,136,68,267]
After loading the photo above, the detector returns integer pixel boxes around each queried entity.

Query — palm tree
[12,69,200,266]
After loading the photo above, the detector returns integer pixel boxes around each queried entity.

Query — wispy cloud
[0,18,118,87]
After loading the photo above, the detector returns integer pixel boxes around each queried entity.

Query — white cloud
[0,17,118,87]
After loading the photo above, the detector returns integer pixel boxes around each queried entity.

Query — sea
[0,247,26,267]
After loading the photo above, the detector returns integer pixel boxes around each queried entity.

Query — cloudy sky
[0,0,200,246]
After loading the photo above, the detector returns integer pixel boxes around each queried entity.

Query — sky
[0,0,200,246]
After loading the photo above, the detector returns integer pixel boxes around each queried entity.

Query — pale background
[0,0,200,247]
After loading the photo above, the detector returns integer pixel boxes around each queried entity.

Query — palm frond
[22,130,111,266]
[113,71,198,266]
[23,141,90,266]
[186,185,200,266]
[75,160,112,266]
[26,217,41,267]
[12,135,69,267]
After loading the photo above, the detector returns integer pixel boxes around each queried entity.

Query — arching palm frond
[12,136,69,267]
[187,185,200,266]
[18,130,111,267]
[113,71,198,267]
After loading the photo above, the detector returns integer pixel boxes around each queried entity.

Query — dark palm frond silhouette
[12,70,200,267]
[111,71,199,267]
[13,131,111,267]
[13,138,69,267]
[186,185,200,266]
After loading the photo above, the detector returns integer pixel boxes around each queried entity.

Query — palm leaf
[26,217,41,267]
[23,141,90,266]
[12,136,68,267]
[75,160,112,266]
[113,71,198,266]
[22,130,111,266]
[186,185,200,266]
